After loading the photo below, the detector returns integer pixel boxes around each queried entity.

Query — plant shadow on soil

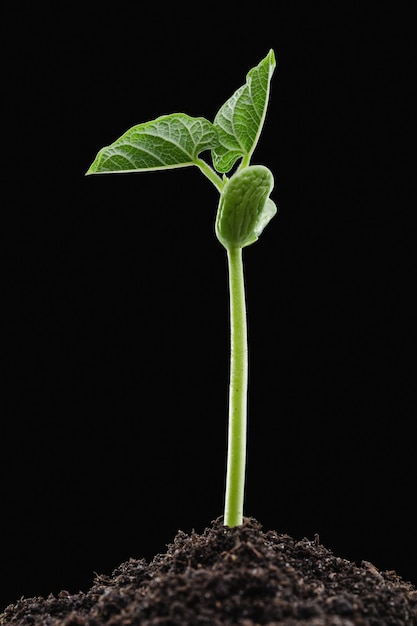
[1,517,416,626]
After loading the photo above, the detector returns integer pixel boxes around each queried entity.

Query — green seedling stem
[224,246,248,526]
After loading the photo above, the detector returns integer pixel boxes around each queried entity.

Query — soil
[1,517,416,626]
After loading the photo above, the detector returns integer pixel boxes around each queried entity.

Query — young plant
[86,50,277,528]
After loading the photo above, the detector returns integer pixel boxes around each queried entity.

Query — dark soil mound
[1,517,416,626]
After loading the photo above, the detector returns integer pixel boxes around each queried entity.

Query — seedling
[86,50,277,527]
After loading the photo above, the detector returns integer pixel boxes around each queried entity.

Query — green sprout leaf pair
[87,50,275,176]
[87,50,277,250]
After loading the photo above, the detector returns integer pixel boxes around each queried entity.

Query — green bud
[215,165,277,249]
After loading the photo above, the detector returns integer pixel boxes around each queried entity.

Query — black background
[2,3,415,611]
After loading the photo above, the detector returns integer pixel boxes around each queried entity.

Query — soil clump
[1,517,416,625]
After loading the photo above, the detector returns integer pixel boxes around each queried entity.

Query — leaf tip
[85,150,103,175]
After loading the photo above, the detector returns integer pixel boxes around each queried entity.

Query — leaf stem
[224,246,248,527]
[195,158,225,192]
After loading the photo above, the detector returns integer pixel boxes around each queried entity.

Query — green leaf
[86,113,218,174]
[212,49,276,173]
[216,165,277,249]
